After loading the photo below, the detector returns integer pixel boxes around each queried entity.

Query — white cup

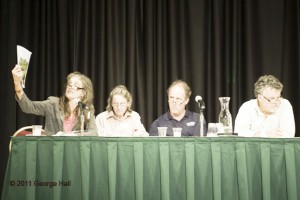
[207,123,224,137]
[172,128,182,137]
[157,127,167,137]
[207,123,218,137]
[32,125,43,136]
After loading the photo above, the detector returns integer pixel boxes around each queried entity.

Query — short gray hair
[254,75,283,98]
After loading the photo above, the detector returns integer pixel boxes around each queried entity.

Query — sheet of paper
[17,45,32,88]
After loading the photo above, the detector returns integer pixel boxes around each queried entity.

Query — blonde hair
[60,72,94,118]
[106,85,132,112]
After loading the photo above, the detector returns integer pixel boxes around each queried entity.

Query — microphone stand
[78,104,85,135]
[80,111,84,135]
[198,101,205,137]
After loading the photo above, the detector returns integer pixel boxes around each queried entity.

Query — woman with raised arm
[12,65,97,135]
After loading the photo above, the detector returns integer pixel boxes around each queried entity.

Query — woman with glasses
[149,80,205,136]
[96,85,148,137]
[12,65,96,135]
[234,75,295,137]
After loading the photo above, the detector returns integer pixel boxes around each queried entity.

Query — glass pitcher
[218,97,233,134]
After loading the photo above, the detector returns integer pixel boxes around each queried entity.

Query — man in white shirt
[234,75,295,138]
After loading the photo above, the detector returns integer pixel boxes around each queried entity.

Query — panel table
[2,136,300,200]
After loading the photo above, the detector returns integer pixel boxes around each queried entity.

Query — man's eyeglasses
[67,84,84,90]
[262,95,282,103]
[168,97,185,105]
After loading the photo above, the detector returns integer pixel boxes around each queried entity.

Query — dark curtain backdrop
[1,0,299,195]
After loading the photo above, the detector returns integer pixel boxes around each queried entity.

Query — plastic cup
[157,127,167,137]
[32,125,42,136]
[207,123,218,137]
[172,128,182,137]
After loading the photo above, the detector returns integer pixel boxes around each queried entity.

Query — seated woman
[96,85,148,137]
[12,65,96,135]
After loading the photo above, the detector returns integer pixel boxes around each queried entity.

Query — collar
[254,100,263,115]
[166,110,189,121]
[254,99,272,117]
[107,110,132,120]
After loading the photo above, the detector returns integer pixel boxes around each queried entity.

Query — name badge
[187,122,195,126]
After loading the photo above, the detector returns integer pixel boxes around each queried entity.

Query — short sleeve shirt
[149,110,206,136]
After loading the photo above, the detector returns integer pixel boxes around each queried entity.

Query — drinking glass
[172,128,182,137]
[157,127,167,137]
[207,123,218,137]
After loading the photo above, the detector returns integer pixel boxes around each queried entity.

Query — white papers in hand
[17,45,32,88]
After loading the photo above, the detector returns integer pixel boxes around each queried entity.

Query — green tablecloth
[2,136,300,200]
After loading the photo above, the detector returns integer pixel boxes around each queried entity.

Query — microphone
[195,95,205,137]
[195,95,205,110]
[195,95,203,103]
[73,98,89,109]
[78,101,88,110]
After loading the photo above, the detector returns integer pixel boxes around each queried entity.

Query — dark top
[149,110,207,136]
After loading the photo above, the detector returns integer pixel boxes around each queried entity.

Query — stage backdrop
[1,0,299,195]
